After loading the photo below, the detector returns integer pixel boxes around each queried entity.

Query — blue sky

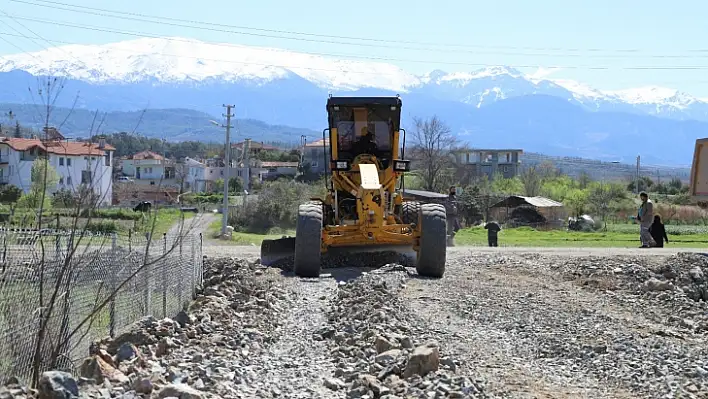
[1,0,707,96]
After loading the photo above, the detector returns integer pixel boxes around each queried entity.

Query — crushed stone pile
[1,256,292,399]
[319,264,485,398]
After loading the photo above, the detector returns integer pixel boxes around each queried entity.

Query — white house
[122,150,178,188]
[183,157,208,193]
[0,136,115,206]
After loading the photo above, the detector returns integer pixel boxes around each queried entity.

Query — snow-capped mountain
[1,36,706,120]
[0,36,706,165]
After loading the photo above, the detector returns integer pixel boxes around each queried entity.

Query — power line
[12,0,708,56]
[9,0,708,60]
[4,17,708,73]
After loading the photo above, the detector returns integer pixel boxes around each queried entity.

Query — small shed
[489,195,567,227]
[401,189,449,205]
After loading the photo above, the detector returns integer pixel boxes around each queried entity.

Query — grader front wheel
[293,201,323,278]
[416,203,447,278]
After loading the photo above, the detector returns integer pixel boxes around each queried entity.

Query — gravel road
[8,243,708,398]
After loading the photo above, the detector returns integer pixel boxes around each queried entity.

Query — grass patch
[133,209,195,236]
[208,219,293,245]
[454,226,708,247]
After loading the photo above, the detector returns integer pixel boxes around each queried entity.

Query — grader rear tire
[294,201,323,278]
[401,201,421,225]
[416,203,447,278]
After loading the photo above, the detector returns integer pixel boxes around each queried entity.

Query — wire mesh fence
[0,228,203,384]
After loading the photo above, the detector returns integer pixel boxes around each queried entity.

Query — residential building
[122,150,179,188]
[182,157,208,193]
[303,139,330,175]
[230,140,280,160]
[454,148,523,183]
[253,161,299,181]
[0,136,115,205]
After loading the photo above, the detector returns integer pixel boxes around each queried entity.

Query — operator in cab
[353,126,378,155]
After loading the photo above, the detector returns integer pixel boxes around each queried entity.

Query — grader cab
[260,96,447,278]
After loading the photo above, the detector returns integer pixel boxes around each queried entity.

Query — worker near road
[650,215,669,248]
[446,186,461,245]
[637,192,656,248]
[485,220,501,247]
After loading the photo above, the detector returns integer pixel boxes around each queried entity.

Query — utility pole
[635,155,641,194]
[219,104,234,237]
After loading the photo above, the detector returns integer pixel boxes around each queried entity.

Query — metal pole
[221,104,234,237]
[636,155,641,194]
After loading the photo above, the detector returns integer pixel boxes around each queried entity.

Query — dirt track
[195,243,708,398]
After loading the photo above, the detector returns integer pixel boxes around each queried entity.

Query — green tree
[19,159,59,209]
[564,188,589,218]
[13,121,21,138]
[519,166,542,197]
[491,173,523,195]
[0,184,22,204]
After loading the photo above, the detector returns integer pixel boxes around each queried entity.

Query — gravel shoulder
[405,250,708,398]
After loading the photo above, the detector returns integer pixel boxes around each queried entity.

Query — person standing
[650,215,669,248]
[446,186,461,246]
[485,220,501,247]
[637,192,655,248]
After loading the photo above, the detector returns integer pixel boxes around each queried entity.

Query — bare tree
[0,76,201,387]
[409,116,458,192]
[519,166,542,197]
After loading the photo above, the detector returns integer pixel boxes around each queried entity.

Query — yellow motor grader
[260,95,447,278]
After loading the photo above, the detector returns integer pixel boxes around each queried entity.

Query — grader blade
[260,237,296,266]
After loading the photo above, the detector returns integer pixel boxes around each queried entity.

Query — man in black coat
[485,220,501,247]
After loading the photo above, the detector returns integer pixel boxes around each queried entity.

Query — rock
[116,343,140,363]
[643,278,673,292]
[79,356,129,384]
[174,310,195,327]
[689,267,705,283]
[374,335,396,353]
[324,377,346,391]
[132,378,154,394]
[38,371,79,399]
[404,343,440,378]
[375,349,401,364]
[156,383,204,399]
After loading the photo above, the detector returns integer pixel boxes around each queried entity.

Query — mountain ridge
[0,37,705,165]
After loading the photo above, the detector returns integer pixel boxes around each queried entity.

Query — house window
[59,157,64,166]
[67,176,71,185]
[59,177,64,185]
[503,166,509,173]
[311,162,318,168]
[81,170,92,184]
[220,171,223,176]
[150,181,155,185]
[67,158,71,166]
[104,155,109,166]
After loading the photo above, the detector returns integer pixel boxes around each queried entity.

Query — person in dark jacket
[649,215,669,247]
[484,221,501,247]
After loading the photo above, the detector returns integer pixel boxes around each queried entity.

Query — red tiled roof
[0,137,115,156]
[260,161,299,168]
[131,150,164,160]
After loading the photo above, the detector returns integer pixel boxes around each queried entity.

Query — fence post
[109,233,117,337]
[162,233,167,319]
[144,232,152,316]
[177,233,184,310]
[191,236,196,299]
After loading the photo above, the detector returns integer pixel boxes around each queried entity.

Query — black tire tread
[401,201,421,225]
[416,203,447,278]
[294,201,323,277]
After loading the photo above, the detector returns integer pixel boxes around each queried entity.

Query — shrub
[85,220,117,233]
[229,180,325,233]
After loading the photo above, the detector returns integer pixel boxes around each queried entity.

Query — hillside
[0,103,317,144]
